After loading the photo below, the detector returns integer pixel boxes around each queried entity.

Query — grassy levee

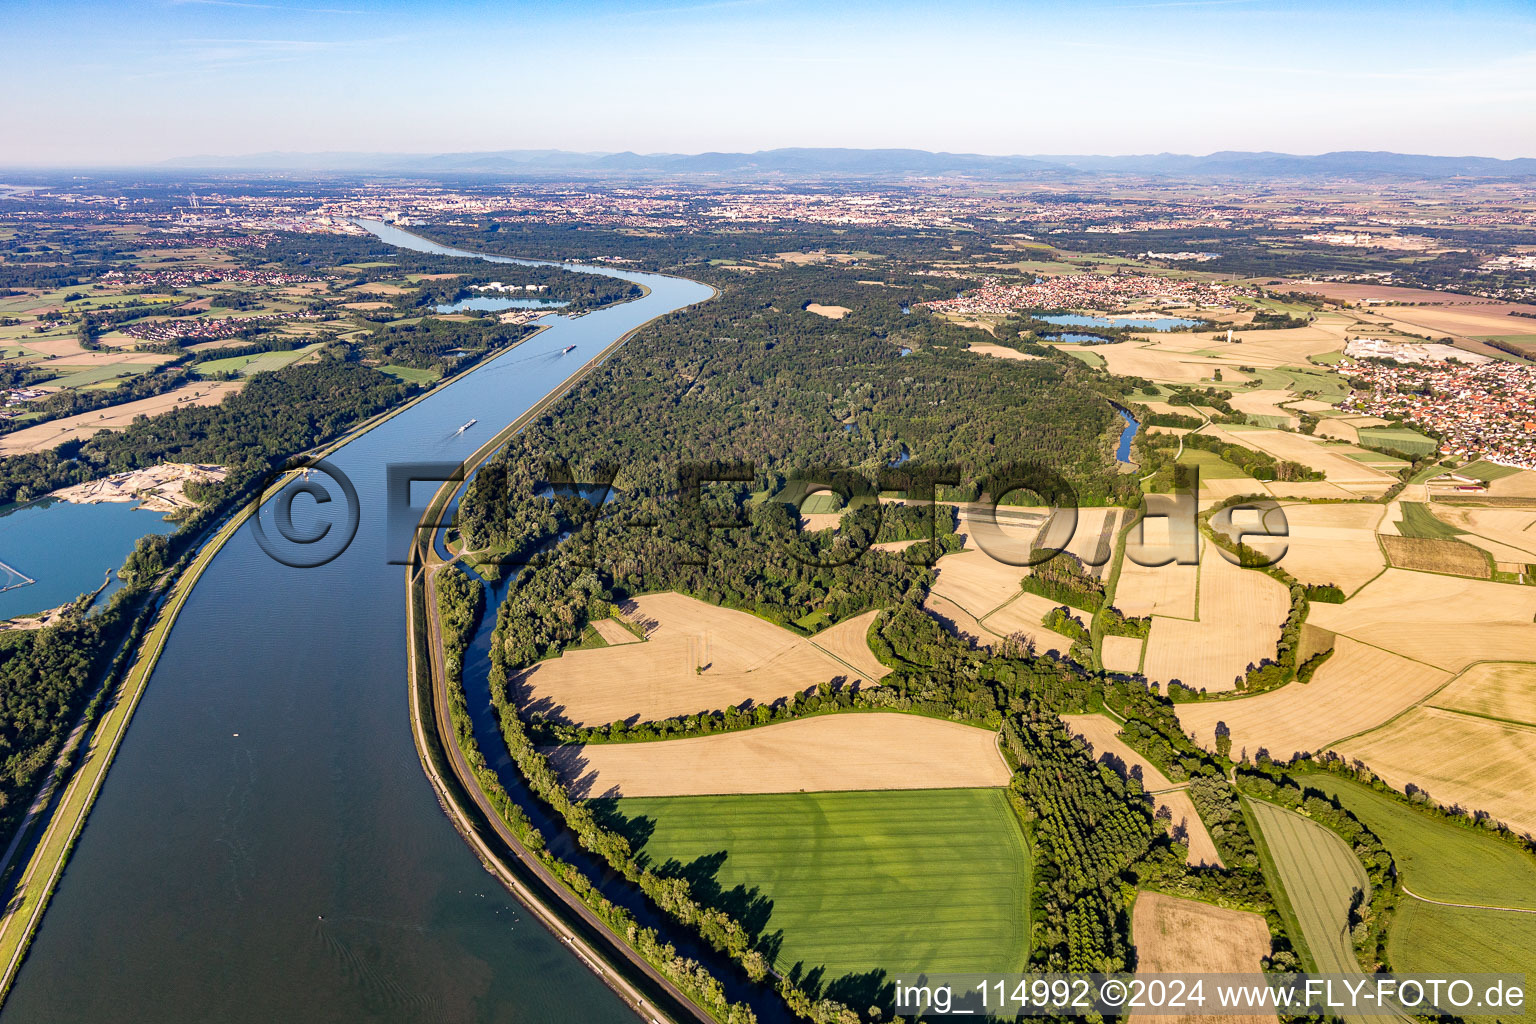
[605,788,1031,982]
[0,326,551,1004]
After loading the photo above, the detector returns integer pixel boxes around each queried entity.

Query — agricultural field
[1100,634,1145,674]
[1355,426,1437,457]
[605,788,1032,979]
[1113,517,1200,620]
[1299,775,1536,999]
[1261,502,1386,594]
[1300,774,1536,910]
[977,591,1084,656]
[807,608,890,680]
[543,713,1008,797]
[192,342,324,377]
[1129,893,1273,1024]
[0,380,244,455]
[1246,799,1367,977]
[1305,569,1536,672]
[1430,662,1536,725]
[1433,506,1536,563]
[515,592,879,726]
[1379,535,1490,578]
[1332,708,1536,838]
[967,342,1039,361]
[1175,638,1450,761]
[1205,426,1398,498]
[1142,539,1291,693]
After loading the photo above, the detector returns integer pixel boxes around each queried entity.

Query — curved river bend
[2,225,711,1023]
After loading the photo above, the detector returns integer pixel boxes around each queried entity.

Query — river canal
[1,226,711,1023]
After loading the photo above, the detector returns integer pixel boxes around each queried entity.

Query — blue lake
[433,295,569,313]
[0,498,177,618]
[1043,332,1114,345]
[1039,313,1201,331]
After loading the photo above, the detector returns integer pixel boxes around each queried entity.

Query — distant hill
[158,147,1536,180]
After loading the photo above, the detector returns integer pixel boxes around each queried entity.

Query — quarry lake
[0,227,712,1024]
[0,499,177,620]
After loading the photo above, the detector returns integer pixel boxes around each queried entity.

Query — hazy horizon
[5,0,1535,166]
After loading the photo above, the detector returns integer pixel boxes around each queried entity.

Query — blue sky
[4,0,1534,164]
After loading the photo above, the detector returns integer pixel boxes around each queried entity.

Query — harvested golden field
[1488,469,1536,498]
[1207,427,1396,495]
[1057,506,1121,572]
[1262,502,1386,593]
[0,381,244,455]
[20,335,179,365]
[967,342,1039,361]
[516,592,876,726]
[809,609,890,681]
[921,593,996,648]
[929,534,1029,618]
[1143,540,1291,693]
[1306,569,1536,672]
[1261,480,1358,500]
[1229,389,1301,425]
[1130,892,1273,1024]
[1113,518,1199,619]
[979,592,1082,656]
[1175,638,1451,761]
[1436,506,1536,562]
[1380,535,1491,578]
[1335,707,1536,838]
[1062,714,1176,790]
[1431,662,1536,725]
[1101,634,1145,674]
[590,618,641,646]
[1097,340,1251,385]
[804,303,850,319]
[1154,789,1224,868]
[543,713,1009,797]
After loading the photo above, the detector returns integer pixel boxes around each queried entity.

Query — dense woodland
[437,262,1306,1022]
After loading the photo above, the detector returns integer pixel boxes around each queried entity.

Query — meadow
[1299,774,1536,911]
[1300,774,1536,1001]
[606,788,1032,980]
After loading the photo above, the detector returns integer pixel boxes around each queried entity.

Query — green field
[1300,775,1536,911]
[1387,901,1536,999]
[194,343,322,377]
[379,364,442,385]
[1301,775,1536,1007]
[605,788,1031,981]
[1457,459,1526,482]
[1246,798,1365,977]
[1356,426,1438,457]
[797,491,844,515]
[1397,502,1465,540]
[1241,365,1351,402]
[36,363,157,388]
[1059,346,1105,368]
[1177,448,1255,480]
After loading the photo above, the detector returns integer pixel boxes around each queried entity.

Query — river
[1,225,712,1022]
